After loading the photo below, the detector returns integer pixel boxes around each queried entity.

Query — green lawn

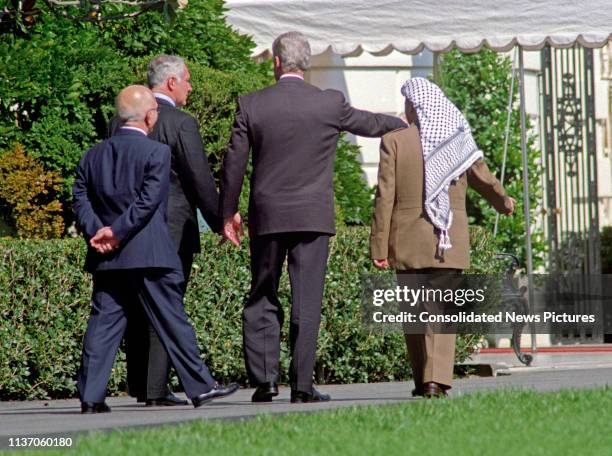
[8,388,612,456]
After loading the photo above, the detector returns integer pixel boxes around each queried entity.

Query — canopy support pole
[518,46,537,355]
[494,47,518,237]
[433,52,441,84]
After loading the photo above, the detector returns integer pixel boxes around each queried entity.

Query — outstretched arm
[467,159,515,215]
[339,92,406,137]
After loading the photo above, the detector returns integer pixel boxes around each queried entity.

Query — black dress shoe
[290,387,331,403]
[423,382,448,398]
[81,402,111,414]
[192,382,240,408]
[146,393,189,406]
[251,382,279,403]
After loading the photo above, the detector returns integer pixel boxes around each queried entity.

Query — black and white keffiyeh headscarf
[401,77,483,251]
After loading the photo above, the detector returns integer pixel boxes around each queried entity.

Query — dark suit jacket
[370,126,512,270]
[220,77,406,236]
[109,96,220,255]
[73,128,181,273]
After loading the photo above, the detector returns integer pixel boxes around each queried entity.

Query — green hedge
[0,0,268,219]
[0,226,500,400]
[333,136,375,225]
[0,1,376,232]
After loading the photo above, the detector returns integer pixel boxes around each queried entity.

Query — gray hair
[116,102,139,122]
[147,55,186,88]
[272,31,311,73]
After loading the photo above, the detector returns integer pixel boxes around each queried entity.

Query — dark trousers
[77,268,214,403]
[244,232,329,392]
[125,252,193,399]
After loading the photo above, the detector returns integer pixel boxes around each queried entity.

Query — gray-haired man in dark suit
[74,85,238,413]
[109,56,235,406]
[220,31,406,403]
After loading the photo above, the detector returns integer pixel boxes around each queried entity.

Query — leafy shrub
[0,226,500,399]
[96,0,265,74]
[0,15,135,196]
[0,2,372,232]
[0,0,266,219]
[438,49,546,270]
[0,143,64,238]
[0,217,14,237]
[334,136,375,225]
[0,239,93,399]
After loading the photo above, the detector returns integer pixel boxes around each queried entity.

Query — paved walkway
[1,365,611,448]
[464,347,612,374]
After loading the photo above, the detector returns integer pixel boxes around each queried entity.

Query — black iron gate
[541,45,602,343]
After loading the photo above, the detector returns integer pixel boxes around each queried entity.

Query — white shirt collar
[280,73,304,80]
[153,92,176,107]
[121,126,148,136]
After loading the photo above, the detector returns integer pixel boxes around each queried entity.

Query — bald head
[115,85,159,133]
[116,85,157,122]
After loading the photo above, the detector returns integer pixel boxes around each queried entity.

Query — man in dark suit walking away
[146,55,223,279]
[74,85,238,413]
[109,55,233,406]
[220,32,406,403]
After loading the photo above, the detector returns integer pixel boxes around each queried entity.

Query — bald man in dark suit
[75,85,238,413]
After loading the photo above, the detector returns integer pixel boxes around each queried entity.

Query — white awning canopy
[225,0,612,57]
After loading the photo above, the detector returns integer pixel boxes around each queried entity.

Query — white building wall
[307,49,430,186]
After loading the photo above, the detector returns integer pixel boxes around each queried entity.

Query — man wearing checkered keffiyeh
[401,77,483,251]
[370,77,515,398]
